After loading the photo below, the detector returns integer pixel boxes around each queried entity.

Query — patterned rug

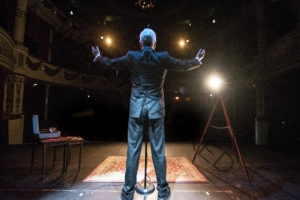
[83,156,208,183]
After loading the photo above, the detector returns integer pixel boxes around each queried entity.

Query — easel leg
[192,97,219,163]
[220,96,249,181]
[192,95,250,181]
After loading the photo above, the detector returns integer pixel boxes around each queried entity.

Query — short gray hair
[139,28,156,46]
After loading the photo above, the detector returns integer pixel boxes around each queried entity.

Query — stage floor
[0,141,299,200]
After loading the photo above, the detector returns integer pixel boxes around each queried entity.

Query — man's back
[127,47,168,98]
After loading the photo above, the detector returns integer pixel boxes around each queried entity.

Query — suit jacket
[94,46,201,119]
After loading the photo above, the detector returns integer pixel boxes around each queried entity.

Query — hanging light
[135,0,155,9]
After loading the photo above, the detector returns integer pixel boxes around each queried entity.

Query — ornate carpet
[83,156,208,183]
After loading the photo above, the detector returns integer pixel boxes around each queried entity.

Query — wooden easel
[192,94,249,181]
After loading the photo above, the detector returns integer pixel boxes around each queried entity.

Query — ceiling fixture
[135,0,155,9]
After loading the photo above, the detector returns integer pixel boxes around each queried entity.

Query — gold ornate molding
[0,27,128,92]
[0,29,16,69]
[264,30,300,77]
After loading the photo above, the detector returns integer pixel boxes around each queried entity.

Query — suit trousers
[121,116,169,200]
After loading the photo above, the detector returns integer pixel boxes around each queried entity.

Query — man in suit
[92,28,205,200]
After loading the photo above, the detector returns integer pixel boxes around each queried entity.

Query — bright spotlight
[179,39,185,47]
[207,75,222,90]
[105,37,112,45]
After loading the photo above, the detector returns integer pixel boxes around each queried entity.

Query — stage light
[207,75,223,90]
[179,39,186,47]
[173,96,180,102]
[105,37,112,45]
[178,38,190,49]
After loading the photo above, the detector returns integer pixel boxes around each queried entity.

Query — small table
[39,136,84,182]
[65,136,85,171]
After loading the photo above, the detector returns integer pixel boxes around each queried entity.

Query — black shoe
[157,186,170,200]
[121,187,134,200]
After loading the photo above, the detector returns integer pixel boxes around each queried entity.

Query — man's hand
[195,48,205,63]
[92,46,101,62]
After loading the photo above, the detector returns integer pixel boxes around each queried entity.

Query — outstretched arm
[165,48,206,71]
[92,46,101,62]
[91,46,131,76]
[195,48,205,64]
